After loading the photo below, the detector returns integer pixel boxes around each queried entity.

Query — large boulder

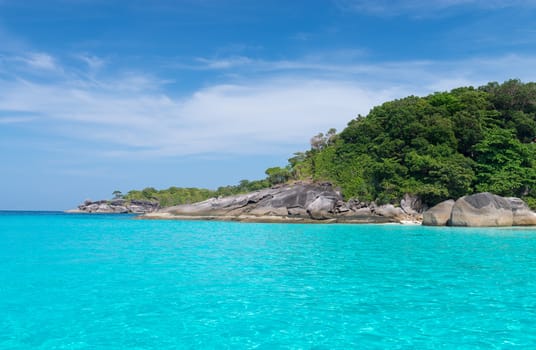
[306,196,337,219]
[450,193,513,227]
[507,197,536,226]
[374,204,406,221]
[422,200,455,226]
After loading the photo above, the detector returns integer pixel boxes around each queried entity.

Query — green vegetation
[289,79,536,207]
[124,178,273,207]
[124,80,536,209]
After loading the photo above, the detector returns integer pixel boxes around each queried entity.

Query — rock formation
[143,182,424,223]
[423,192,536,227]
[422,200,455,226]
[66,199,159,214]
[450,193,513,227]
[507,197,536,226]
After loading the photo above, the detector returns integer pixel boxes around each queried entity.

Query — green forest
[125,80,536,209]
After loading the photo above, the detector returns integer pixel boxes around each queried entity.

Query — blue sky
[1,0,536,210]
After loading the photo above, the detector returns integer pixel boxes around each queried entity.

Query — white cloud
[21,52,58,71]
[1,51,536,158]
[195,56,253,69]
[186,50,368,72]
[0,76,390,156]
[76,53,105,71]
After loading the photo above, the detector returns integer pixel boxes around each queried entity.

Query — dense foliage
[123,178,274,207]
[123,80,536,209]
[290,80,536,207]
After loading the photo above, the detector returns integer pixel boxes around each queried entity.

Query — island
[69,80,536,227]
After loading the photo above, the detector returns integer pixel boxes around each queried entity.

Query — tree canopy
[288,79,536,207]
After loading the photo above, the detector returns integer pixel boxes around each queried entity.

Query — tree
[474,128,536,196]
[310,132,325,151]
[265,166,291,185]
[112,190,123,199]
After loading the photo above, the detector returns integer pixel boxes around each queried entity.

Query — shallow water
[1,211,536,349]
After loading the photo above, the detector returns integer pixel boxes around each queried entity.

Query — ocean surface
[1,211,536,349]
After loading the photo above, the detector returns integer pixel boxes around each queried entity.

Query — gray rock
[69,198,159,214]
[507,197,536,226]
[306,196,336,219]
[350,207,372,216]
[86,203,99,212]
[110,199,126,206]
[130,206,144,213]
[163,183,344,221]
[422,200,455,226]
[450,193,513,227]
[112,206,129,213]
[400,193,425,215]
[335,200,350,213]
[248,206,289,217]
[287,207,308,216]
[375,204,406,220]
[96,203,111,212]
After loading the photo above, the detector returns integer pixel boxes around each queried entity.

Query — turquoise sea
[1,212,536,349]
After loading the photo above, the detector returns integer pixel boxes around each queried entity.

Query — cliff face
[142,182,424,223]
[66,199,159,214]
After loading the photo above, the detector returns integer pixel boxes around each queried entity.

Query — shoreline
[139,212,418,225]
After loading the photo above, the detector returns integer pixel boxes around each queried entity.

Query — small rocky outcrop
[423,192,536,227]
[143,182,424,223]
[422,200,455,226]
[66,199,159,214]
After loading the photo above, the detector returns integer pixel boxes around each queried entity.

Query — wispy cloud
[177,53,535,89]
[336,0,536,17]
[0,116,36,124]
[195,56,253,69]
[75,53,105,71]
[20,52,58,71]
[2,50,536,158]
[178,49,368,73]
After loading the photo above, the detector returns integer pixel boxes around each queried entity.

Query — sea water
[1,211,536,349]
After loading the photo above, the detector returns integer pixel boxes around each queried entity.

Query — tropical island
[70,80,536,226]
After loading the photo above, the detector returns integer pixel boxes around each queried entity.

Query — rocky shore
[66,199,159,214]
[68,184,536,227]
[141,182,424,224]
